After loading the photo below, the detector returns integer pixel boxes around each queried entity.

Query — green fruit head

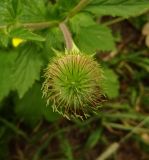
[42,49,103,120]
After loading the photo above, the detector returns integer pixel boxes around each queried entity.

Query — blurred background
[0,0,149,160]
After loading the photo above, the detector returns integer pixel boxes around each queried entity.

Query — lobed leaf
[10,28,45,41]
[74,24,115,53]
[0,51,17,101]
[85,0,149,17]
[13,44,43,98]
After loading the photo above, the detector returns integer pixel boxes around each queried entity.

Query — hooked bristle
[42,50,104,120]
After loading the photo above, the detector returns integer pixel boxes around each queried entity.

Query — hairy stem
[0,21,58,30]
[59,22,73,50]
[22,21,58,30]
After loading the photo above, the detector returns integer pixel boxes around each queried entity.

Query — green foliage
[9,28,45,41]
[75,24,115,53]
[0,31,9,47]
[103,68,120,99]
[0,0,47,24]
[0,45,43,100]
[21,0,47,22]
[13,45,43,97]
[15,83,44,126]
[69,13,95,32]
[43,106,61,122]
[86,0,149,17]
[0,0,149,159]
[70,13,115,53]
[0,51,17,101]
[86,128,102,149]
[15,83,60,126]
[44,27,64,58]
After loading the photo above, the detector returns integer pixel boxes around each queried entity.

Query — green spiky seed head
[42,49,103,119]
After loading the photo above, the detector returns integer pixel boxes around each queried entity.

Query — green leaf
[0,31,9,48]
[13,44,43,98]
[21,0,47,22]
[0,0,23,24]
[43,106,61,122]
[69,13,95,33]
[0,51,17,101]
[9,28,45,41]
[56,0,80,18]
[85,0,149,17]
[0,0,47,24]
[45,27,64,50]
[11,0,22,17]
[0,0,13,25]
[15,83,45,126]
[103,68,120,99]
[43,27,64,60]
[74,24,115,53]
[86,128,102,149]
[70,13,115,53]
[57,0,79,11]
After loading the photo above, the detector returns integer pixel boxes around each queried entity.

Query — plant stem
[0,117,28,140]
[96,143,119,160]
[58,0,91,50]
[0,0,90,31]
[59,22,73,50]
[103,17,125,26]
[96,117,149,160]
[103,9,149,26]
[120,116,149,142]
[22,21,58,30]
[104,122,149,134]
[67,0,91,18]
[0,21,58,30]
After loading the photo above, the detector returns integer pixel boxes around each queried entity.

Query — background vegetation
[0,0,149,159]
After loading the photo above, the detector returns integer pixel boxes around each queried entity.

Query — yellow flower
[12,38,25,47]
